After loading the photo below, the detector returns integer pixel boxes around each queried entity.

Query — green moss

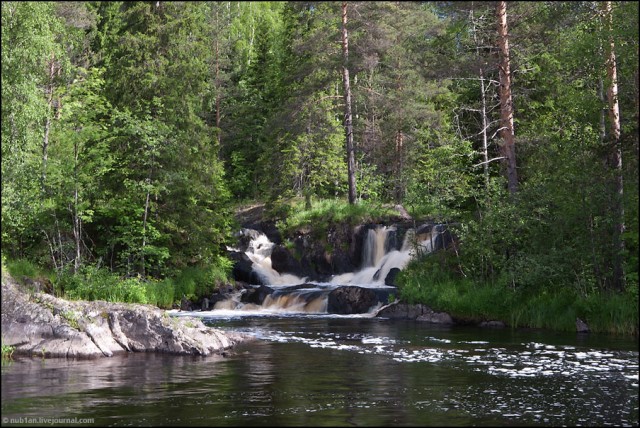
[60,310,80,330]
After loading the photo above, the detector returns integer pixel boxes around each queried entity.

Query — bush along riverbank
[2,257,232,310]
[396,255,639,336]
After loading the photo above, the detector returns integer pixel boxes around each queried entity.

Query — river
[2,227,638,426]
[1,311,638,426]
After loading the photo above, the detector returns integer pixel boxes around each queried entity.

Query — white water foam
[215,224,446,315]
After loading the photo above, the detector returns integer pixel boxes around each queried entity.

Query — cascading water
[243,233,307,285]
[215,224,447,316]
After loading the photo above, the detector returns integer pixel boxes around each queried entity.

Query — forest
[2,1,638,334]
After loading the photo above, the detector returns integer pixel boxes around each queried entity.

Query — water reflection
[1,317,638,427]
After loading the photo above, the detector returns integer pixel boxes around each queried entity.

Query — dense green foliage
[398,255,639,335]
[4,256,230,309]
[1,2,638,331]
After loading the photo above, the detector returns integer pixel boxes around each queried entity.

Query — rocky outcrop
[327,286,395,314]
[1,273,250,359]
[270,245,314,280]
[327,286,380,314]
[576,317,590,333]
[229,251,265,285]
[241,284,275,306]
[374,301,454,325]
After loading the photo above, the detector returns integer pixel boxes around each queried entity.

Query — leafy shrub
[6,258,40,281]
[61,266,148,304]
[145,279,175,309]
[117,277,148,304]
[173,257,232,302]
[1,340,15,360]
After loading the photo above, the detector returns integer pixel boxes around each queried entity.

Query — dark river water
[1,312,638,427]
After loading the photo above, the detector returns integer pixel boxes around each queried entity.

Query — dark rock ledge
[374,301,590,333]
[1,273,251,359]
[374,301,455,324]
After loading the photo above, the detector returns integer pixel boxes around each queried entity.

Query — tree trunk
[496,1,517,195]
[141,188,151,278]
[470,5,490,189]
[72,140,81,274]
[601,0,625,291]
[42,53,58,192]
[214,6,222,146]
[341,1,357,204]
[479,69,490,188]
[599,77,607,141]
[394,130,404,202]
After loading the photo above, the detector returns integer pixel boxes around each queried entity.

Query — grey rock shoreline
[1,273,251,359]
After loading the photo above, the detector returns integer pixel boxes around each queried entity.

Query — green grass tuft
[277,198,398,237]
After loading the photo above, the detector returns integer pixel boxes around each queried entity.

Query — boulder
[229,251,265,285]
[271,245,309,278]
[384,268,401,286]
[233,228,262,252]
[417,311,454,325]
[327,286,379,314]
[1,273,250,359]
[180,295,194,311]
[374,302,432,319]
[576,317,590,333]
[479,320,506,328]
[393,204,412,221]
[374,301,455,325]
[240,284,274,306]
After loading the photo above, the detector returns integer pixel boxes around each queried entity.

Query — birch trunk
[42,53,58,192]
[341,1,357,204]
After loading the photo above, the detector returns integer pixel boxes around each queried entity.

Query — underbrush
[398,258,639,336]
[5,256,232,310]
[4,258,55,283]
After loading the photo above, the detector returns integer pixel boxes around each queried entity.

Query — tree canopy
[1,1,637,300]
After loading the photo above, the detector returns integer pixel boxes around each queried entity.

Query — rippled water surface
[2,314,638,426]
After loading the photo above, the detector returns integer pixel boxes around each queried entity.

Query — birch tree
[342,1,357,204]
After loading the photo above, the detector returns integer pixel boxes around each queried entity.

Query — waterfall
[362,226,391,267]
[243,233,307,285]
[213,288,329,313]
[213,223,447,315]
[241,224,445,287]
[331,225,444,286]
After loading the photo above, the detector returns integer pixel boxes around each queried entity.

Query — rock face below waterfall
[1,273,250,359]
[327,286,381,314]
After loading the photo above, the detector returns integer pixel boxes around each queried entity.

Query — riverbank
[396,259,639,336]
[1,271,251,359]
